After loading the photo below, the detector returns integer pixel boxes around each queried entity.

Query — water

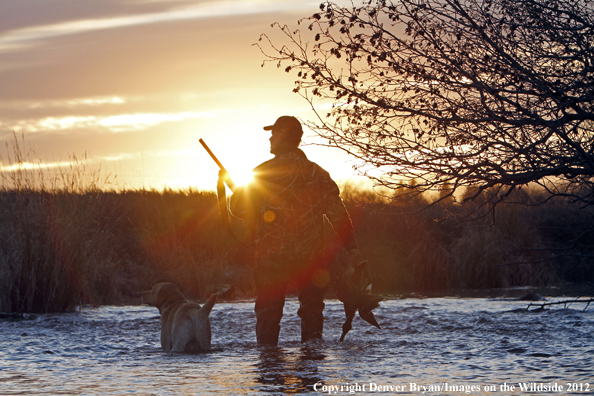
[1,297,593,395]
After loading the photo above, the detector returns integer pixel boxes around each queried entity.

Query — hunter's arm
[229,186,248,219]
[319,170,357,251]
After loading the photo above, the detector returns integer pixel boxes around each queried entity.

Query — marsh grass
[344,182,592,295]
[0,134,132,312]
[1,139,593,312]
[0,136,249,312]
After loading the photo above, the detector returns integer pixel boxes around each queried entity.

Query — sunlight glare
[230,167,254,187]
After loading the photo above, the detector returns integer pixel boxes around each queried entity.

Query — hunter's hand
[218,169,230,183]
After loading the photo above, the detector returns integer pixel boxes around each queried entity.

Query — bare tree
[257,0,594,216]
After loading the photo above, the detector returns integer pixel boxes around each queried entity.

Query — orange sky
[0,0,361,191]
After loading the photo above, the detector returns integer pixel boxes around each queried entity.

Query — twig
[527,298,594,311]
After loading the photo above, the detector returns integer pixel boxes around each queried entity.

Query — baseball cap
[263,116,303,139]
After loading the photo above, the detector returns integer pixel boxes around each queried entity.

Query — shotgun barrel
[199,138,236,191]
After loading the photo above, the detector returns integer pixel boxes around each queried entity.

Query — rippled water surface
[1,296,593,395]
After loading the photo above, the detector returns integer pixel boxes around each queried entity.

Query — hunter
[225,115,364,345]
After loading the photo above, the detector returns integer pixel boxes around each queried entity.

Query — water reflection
[1,298,592,395]
[254,344,326,394]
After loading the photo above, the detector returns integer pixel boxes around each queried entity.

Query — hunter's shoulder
[302,154,332,181]
[253,159,274,172]
[252,149,307,170]
[252,152,295,170]
[311,161,331,179]
[252,149,333,182]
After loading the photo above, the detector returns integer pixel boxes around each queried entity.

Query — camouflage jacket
[229,149,356,261]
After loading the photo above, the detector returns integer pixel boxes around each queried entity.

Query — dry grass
[0,188,253,313]
[1,138,593,312]
[0,136,250,312]
[346,185,592,295]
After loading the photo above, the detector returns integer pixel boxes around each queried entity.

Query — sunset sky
[0,0,358,191]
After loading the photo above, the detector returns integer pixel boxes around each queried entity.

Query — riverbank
[1,187,593,313]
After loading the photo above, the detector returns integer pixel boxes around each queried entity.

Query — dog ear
[155,283,187,307]
[155,284,173,308]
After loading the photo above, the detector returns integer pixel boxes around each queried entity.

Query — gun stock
[199,138,236,192]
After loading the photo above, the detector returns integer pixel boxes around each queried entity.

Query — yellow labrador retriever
[141,282,216,352]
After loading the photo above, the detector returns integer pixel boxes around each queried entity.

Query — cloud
[0,0,315,52]
[58,96,126,107]
[97,148,200,163]
[4,110,217,133]
[0,158,77,172]
[98,111,215,131]
[0,96,126,110]
[0,148,197,173]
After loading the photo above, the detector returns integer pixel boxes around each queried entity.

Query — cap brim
[263,125,274,131]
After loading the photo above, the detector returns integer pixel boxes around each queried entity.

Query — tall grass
[1,139,593,312]
[0,134,129,312]
[0,187,256,313]
[0,136,250,312]
[349,184,593,294]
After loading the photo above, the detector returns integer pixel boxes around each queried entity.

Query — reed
[0,133,127,312]
[346,185,584,294]
[1,140,593,312]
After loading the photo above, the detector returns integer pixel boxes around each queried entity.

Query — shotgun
[199,138,236,192]
[200,138,249,247]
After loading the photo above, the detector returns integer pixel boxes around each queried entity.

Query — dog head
[141,282,186,311]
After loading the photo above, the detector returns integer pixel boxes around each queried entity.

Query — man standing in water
[225,116,363,345]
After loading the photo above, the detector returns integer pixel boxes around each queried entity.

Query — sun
[230,167,254,187]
